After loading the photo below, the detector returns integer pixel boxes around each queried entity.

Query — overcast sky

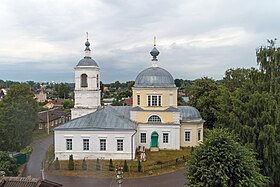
[0,0,279,83]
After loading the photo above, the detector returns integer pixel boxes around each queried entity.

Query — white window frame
[66,139,72,150]
[117,139,124,151]
[83,139,89,151]
[147,95,162,106]
[38,123,43,130]
[185,131,191,142]
[140,133,146,144]
[163,133,169,143]
[100,139,106,151]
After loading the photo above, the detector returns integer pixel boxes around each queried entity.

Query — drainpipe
[131,129,137,160]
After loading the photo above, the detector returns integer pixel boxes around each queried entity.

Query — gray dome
[178,106,202,120]
[134,67,175,87]
[77,57,99,67]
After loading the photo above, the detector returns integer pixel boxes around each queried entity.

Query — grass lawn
[46,147,191,178]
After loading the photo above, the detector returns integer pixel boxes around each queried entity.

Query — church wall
[132,88,178,109]
[136,124,180,150]
[55,130,136,160]
[180,122,203,147]
[71,108,98,120]
[132,111,180,124]
[73,90,101,108]
[74,67,100,91]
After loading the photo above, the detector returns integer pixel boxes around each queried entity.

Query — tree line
[187,40,280,186]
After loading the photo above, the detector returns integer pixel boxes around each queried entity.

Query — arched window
[81,74,88,87]
[148,115,162,123]
[96,74,99,88]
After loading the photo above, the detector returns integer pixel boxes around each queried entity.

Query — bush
[68,155,74,170]
[81,158,87,170]
[21,145,33,154]
[96,158,101,171]
[137,160,142,172]
[54,157,60,170]
[0,151,18,176]
[123,160,128,172]
[109,159,114,171]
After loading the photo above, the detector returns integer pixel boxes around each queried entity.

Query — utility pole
[115,165,124,187]
[47,110,50,135]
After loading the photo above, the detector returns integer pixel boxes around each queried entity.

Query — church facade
[54,38,204,160]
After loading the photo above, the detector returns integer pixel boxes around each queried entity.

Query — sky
[0,0,280,83]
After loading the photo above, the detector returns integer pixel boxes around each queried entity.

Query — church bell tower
[71,34,101,119]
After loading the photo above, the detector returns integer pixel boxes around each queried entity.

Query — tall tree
[186,128,268,187]
[0,83,38,151]
[256,39,280,94]
[189,77,219,128]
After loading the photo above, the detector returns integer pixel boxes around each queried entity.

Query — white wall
[136,124,180,150]
[54,130,136,160]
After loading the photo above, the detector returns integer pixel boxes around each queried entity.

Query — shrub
[54,157,60,170]
[109,159,114,171]
[137,160,142,172]
[81,158,87,170]
[123,160,128,172]
[68,155,74,170]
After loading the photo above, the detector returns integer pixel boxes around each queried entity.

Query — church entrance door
[151,131,159,147]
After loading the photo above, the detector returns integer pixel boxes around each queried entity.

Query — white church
[54,38,204,160]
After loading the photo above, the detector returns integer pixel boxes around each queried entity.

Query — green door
[151,131,159,147]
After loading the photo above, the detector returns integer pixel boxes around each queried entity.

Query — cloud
[0,0,280,82]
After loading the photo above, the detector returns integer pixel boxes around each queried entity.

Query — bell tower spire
[84,32,91,58]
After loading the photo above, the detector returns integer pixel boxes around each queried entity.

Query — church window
[198,129,202,141]
[83,139,89,151]
[140,133,146,143]
[100,139,106,151]
[137,95,140,105]
[148,115,162,123]
[66,139,72,150]
[117,139,123,151]
[163,133,169,143]
[185,131,191,142]
[97,74,99,88]
[81,74,88,87]
[147,95,162,106]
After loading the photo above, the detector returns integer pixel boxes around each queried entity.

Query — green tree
[0,83,38,151]
[256,39,280,94]
[123,160,128,172]
[189,77,219,128]
[54,157,60,170]
[63,99,74,110]
[0,151,18,176]
[68,155,74,170]
[109,159,114,171]
[96,158,101,171]
[186,128,268,187]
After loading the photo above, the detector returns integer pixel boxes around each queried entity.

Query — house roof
[0,177,62,187]
[54,106,136,131]
[39,108,67,123]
